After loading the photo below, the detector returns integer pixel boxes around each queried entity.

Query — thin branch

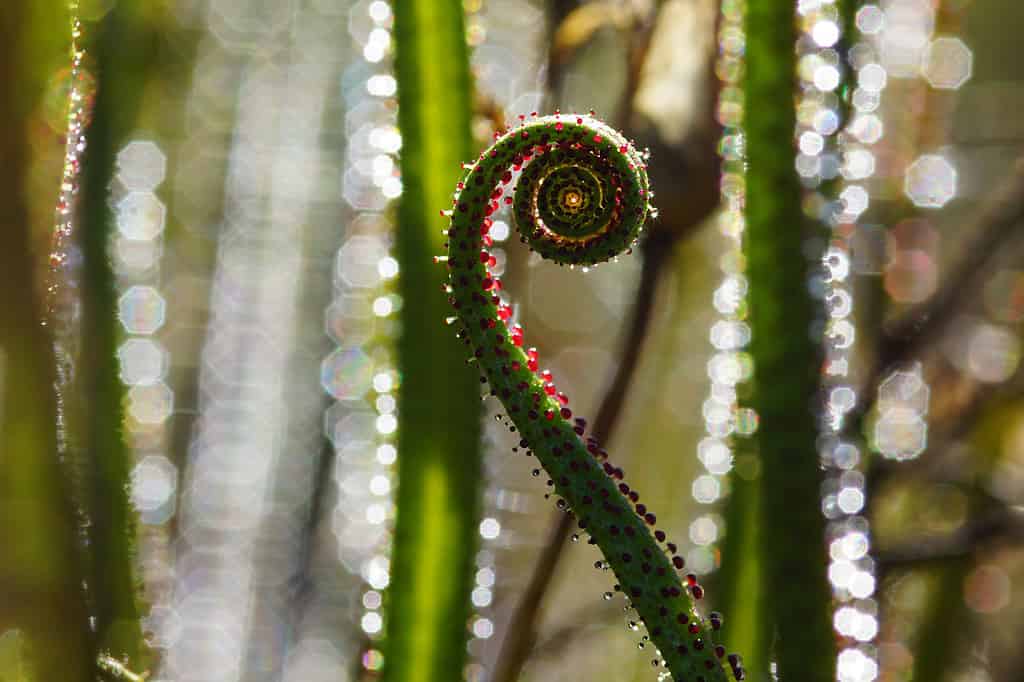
[876,505,1024,579]
[615,0,669,129]
[289,427,336,619]
[530,601,623,662]
[474,88,508,135]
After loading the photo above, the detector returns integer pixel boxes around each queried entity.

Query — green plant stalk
[714,467,765,680]
[77,0,161,666]
[444,113,741,680]
[0,3,96,679]
[383,1,485,680]
[744,0,835,678]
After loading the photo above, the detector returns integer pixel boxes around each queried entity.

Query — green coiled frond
[442,112,743,681]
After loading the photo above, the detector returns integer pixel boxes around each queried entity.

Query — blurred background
[3,0,1024,681]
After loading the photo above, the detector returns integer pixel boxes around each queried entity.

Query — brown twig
[615,0,668,129]
[474,88,508,135]
[529,600,623,662]
[876,504,1024,580]
[544,0,585,102]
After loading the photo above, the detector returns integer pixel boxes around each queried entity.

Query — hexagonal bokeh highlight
[131,454,178,516]
[118,285,167,335]
[342,166,389,211]
[904,154,957,208]
[877,368,930,415]
[855,5,885,35]
[207,0,290,50]
[348,0,378,44]
[128,382,174,424]
[117,191,167,241]
[874,409,927,460]
[324,296,375,346]
[321,347,374,400]
[116,140,167,191]
[338,235,387,288]
[966,323,1021,383]
[922,37,973,90]
[117,338,169,386]
[115,236,162,272]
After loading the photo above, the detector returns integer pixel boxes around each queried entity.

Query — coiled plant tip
[441,111,743,681]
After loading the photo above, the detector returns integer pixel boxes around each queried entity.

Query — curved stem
[491,234,672,682]
[446,115,735,680]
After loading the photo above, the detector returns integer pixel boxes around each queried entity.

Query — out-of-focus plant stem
[744,0,835,679]
[0,3,96,679]
[715,463,765,679]
[383,1,483,681]
[78,0,162,667]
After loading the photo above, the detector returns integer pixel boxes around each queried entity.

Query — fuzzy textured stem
[0,3,96,677]
[77,1,163,665]
[714,465,765,680]
[744,0,835,678]
[491,235,672,682]
[445,114,739,681]
[383,0,484,680]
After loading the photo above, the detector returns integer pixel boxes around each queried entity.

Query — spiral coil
[441,113,742,681]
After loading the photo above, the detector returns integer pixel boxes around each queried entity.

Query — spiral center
[506,116,650,266]
[535,164,608,239]
[561,188,583,210]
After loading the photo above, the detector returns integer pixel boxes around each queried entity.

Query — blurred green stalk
[743,0,835,679]
[0,3,96,679]
[383,1,484,681]
[715,464,765,679]
[77,0,162,667]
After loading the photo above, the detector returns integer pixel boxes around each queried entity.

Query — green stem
[383,1,485,680]
[715,464,765,680]
[78,0,163,666]
[744,0,835,678]
[0,3,96,678]
[444,113,738,680]
[491,231,673,682]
